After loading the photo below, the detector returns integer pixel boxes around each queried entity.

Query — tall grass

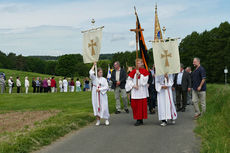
[195,84,230,153]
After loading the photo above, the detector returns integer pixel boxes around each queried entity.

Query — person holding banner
[155,74,177,127]
[125,58,149,126]
[89,62,110,126]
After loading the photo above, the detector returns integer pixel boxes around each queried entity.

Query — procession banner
[83,29,102,63]
[152,40,180,76]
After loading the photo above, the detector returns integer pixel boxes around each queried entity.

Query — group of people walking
[0,76,83,94]
[90,57,206,127]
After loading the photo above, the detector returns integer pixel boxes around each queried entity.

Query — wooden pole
[130,7,144,86]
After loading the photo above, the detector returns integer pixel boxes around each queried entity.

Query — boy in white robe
[155,74,177,126]
[125,59,149,126]
[25,77,29,94]
[89,62,110,126]
[59,78,63,92]
[63,77,68,92]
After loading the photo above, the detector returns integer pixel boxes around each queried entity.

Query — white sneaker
[171,120,176,125]
[105,120,109,126]
[160,122,167,127]
[95,120,100,126]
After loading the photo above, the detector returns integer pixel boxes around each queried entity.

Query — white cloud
[0,0,229,55]
[128,40,135,48]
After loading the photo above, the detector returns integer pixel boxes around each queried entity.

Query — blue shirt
[192,66,206,91]
[35,80,40,87]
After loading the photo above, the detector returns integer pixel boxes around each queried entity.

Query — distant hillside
[28,54,114,61]
[99,54,113,60]
[28,56,58,61]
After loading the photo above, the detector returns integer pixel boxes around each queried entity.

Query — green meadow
[0,69,116,153]
[0,92,116,153]
[195,84,230,153]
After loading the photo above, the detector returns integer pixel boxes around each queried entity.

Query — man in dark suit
[111,61,129,114]
[173,64,191,112]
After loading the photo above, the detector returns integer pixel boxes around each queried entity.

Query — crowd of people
[0,75,92,94]
[90,57,206,127]
[1,57,206,127]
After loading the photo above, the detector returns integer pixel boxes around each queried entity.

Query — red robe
[128,68,149,120]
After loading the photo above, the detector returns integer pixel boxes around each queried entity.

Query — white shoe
[171,120,176,125]
[105,120,109,126]
[95,120,100,126]
[160,122,167,127]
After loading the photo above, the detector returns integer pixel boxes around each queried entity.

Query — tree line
[0,21,229,82]
[179,21,230,83]
[0,52,111,78]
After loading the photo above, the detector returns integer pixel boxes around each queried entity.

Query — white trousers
[25,87,29,94]
[9,86,12,94]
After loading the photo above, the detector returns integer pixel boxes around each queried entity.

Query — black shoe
[125,109,129,113]
[115,110,121,114]
[177,108,182,112]
[152,109,156,114]
[140,120,144,125]
[181,108,186,112]
[134,120,141,126]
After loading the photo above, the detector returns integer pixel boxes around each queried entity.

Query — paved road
[36,105,200,153]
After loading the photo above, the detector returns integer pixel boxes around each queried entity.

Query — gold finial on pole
[91,18,95,27]
[155,3,157,12]
[162,26,166,39]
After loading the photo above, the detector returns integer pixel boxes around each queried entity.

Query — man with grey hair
[192,57,206,119]
[111,61,129,114]
[0,75,5,94]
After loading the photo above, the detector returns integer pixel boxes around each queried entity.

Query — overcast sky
[0,0,229,56]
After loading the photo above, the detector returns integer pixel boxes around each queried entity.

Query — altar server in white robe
[63,77,68,92]
[89,62,110,126]
[25,77,29,94]
[155,74,177,127]
[125,58,149,126]
[59,78,63,92]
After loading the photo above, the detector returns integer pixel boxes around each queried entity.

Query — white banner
[152,40,180,76]
[83,29,102,63]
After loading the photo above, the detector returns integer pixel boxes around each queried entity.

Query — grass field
[0,69,118,153]
[0,92,116,153]
[195,84,230,153]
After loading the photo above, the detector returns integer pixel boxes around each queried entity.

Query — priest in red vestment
[125,58,150,126]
